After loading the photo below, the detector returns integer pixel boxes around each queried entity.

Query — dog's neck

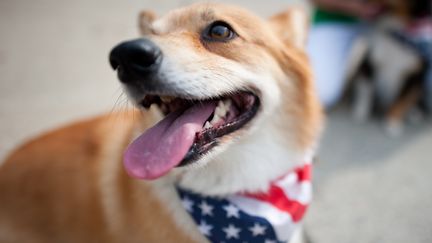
[175,119,311,196]
[175,160,312,243]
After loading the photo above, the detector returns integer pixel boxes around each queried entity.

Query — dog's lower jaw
[174,119,307,196]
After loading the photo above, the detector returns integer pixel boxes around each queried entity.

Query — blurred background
[0,0,431,242]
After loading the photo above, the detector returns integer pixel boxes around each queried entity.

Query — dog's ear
[138,10,157,35]
[269,7,309,49]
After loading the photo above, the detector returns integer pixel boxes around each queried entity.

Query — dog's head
[110,3,322,194]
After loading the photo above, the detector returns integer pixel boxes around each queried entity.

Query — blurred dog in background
[346,0,431,136]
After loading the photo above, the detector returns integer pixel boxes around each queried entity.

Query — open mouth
[123,91,260,180]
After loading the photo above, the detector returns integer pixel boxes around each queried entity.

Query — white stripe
[275,173,312,204]
[227,195,298,241]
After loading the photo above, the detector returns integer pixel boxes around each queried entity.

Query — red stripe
[295,163,312,182]
[243,163,312,222]
[244,185,308,222]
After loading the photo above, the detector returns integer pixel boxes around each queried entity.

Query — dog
[0,3,323,243]
[346,0,430,136]
[348,25,425,135]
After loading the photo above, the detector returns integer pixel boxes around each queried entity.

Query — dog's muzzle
[109,38,162,84]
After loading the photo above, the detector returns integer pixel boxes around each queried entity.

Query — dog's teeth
[160,96,174,103]
[215,101,227,118]
[204,121,212,129]
[210,113,221,125]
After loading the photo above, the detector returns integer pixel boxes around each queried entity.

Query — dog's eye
[204,21,236,41]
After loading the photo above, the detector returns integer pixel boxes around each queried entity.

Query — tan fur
[139,10,157,35]
[269,7,309,48]
[0,3,322,242]
[0,111,200,243]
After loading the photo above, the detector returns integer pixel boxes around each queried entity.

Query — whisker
[109,87,125,116]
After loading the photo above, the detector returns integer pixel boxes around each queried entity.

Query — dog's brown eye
[204,21,236,41]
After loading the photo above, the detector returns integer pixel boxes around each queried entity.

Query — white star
[181,196,193,212]
[223,204,240,218]
[223,224,241,239]
[198,220,213,236]
[198,201,214,216]
[249,223,267,236]
[264,239,276,243]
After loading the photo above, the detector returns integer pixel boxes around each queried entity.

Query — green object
[313,8,358,24]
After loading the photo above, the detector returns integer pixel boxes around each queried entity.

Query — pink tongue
[124,102,216,180]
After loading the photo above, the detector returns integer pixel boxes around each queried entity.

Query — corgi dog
[0,3,322,243]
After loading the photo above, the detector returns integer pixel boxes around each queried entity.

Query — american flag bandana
[176,162,312,243]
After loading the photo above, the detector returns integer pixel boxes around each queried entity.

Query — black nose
[109,38,162,82]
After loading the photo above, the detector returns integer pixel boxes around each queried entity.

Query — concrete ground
[0,0,431,242]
